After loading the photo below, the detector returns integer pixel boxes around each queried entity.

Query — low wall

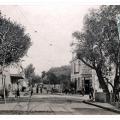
[95,92,109,103]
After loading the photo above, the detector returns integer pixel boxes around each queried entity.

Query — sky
[0,3,99,75]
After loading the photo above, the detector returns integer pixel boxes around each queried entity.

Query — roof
[10,74,24,79]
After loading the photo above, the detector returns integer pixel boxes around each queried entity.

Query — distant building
[70,52,102,94]
[0,63,26,94]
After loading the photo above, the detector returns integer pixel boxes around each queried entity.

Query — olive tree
[72,5,120,101]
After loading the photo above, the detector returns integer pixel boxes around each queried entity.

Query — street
[0,94,119,115]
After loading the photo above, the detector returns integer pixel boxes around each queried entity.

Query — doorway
[84,80,90,94]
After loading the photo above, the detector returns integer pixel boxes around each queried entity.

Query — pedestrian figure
[82,87,85,96]
[51,87,54,94]
[89,86,94,100]
[71,88,75,94]
[64,88,69,94]
[30,86,33,96]
[36,85,39,93]
[16,85,20,98]
[40,87,42,94]
[46,88,49,94]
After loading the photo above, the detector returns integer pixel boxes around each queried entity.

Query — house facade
[0,63,25,94]
[0,66,11,91]
[70,53,102,94]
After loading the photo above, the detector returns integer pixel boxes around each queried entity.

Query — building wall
[0,63,24,91]
[71,58,102,93]
[0,66,11,90]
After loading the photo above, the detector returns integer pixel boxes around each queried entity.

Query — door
[74,79,77,93]
[84,80,90,94]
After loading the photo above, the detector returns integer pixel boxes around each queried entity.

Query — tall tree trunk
[113,65,119,91]
[113,64,119,102]
[96,68,110,102]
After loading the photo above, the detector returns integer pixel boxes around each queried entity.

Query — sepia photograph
[0,0,120,116]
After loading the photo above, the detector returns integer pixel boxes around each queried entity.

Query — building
[0,63,26,96]
[9,63,25,91]
[70,52,102,94]
[0,66,11,91]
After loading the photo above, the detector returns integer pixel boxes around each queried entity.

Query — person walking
[36,85,39,93]
[30,86,33,96]
[16,84,20,98]
[82,87,85,96]
[40,87,42,94]
[89,85,94,100]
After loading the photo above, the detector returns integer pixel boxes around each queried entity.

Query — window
[74,61,80,74]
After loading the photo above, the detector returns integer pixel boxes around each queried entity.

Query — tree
[32,75,41,85]
[47,72,57,88]
[48,65,71,77]
[41,71,46,83]
[72,5,120,101]
[24,64,35,85]
[0,13,31,65]
[0,12,31,101]
[48,65,71,89]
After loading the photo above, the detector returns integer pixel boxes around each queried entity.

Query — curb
[83,101,120,114]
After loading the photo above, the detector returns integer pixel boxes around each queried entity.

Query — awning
[81,74,92,78]
[10,74,24,84]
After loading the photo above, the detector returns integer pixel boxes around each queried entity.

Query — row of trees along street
[46,65,71,89]
[0,11,32,102]
[24,64,71,91]
[24,64,42,86]
[72,5,120,102]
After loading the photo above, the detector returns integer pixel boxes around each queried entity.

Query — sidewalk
[83,100,120,114]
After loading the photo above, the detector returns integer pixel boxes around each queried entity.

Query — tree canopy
[43,65,71,89]
[72,5,120,98]
[0,12,31,66]
[24,64,35,79]
[24,64,42,85]
[47,72,58,87]
[48,65,71,77]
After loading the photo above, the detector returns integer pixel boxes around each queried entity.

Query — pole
[3,74,6,104]
[1,61,6,104]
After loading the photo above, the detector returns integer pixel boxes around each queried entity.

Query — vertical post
[49,78,50,93]
[92,70,96,101]
[1,61,6,104]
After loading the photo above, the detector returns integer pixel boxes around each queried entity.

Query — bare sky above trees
[0,4,98,74]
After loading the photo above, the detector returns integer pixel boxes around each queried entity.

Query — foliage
[47,65,71,88]
[47,72,58,87]
[72,5,120,97]
[41,71,46,79]
[24,64,42,86]
[24,64,35,79]
[32,75,41,85]
[0,13,31,66]
[48,65,71,77]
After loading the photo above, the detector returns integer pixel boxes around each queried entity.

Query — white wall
[0,66,11,90]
